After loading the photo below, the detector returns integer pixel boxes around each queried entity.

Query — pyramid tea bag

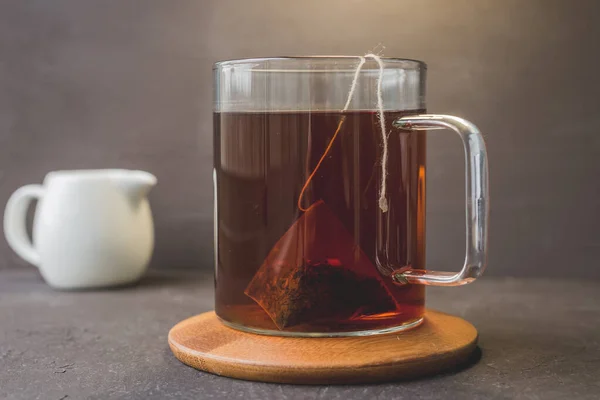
[245,200,399,329]
[245,54,402,330]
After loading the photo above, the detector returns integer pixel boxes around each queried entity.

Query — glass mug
[213,57,488,337]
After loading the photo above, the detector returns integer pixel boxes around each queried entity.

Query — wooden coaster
[168,310,478,384]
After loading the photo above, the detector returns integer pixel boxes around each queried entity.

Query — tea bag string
[297,54,389,213]
[369,54,390,213]
[297,56,365,212]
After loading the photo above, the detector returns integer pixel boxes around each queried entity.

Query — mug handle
[391,115,489,286]
[3,184,45,267]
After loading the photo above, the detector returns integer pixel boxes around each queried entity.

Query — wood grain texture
[168,310,478,384]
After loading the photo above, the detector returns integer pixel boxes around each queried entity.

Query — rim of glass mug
[214,56,427,71]
[213,56,427,112]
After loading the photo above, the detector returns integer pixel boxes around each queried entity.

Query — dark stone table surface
[1,267,599,400]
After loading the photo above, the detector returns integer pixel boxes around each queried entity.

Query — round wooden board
[168,310,478,384]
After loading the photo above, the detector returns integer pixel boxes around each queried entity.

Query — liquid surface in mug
[214,110,426,333]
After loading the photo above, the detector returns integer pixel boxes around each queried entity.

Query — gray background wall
[1,0,599,278]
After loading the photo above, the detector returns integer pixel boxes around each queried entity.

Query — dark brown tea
[214,110,426,334]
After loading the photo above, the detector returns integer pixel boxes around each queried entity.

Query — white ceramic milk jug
[3,169,156,289]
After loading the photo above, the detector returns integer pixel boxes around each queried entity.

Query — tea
[214,110,426,333]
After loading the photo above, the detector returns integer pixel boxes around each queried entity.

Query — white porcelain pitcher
[3,169,157,289]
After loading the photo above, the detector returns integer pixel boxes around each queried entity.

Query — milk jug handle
[3,184,45,267]
[389,115,489,286]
